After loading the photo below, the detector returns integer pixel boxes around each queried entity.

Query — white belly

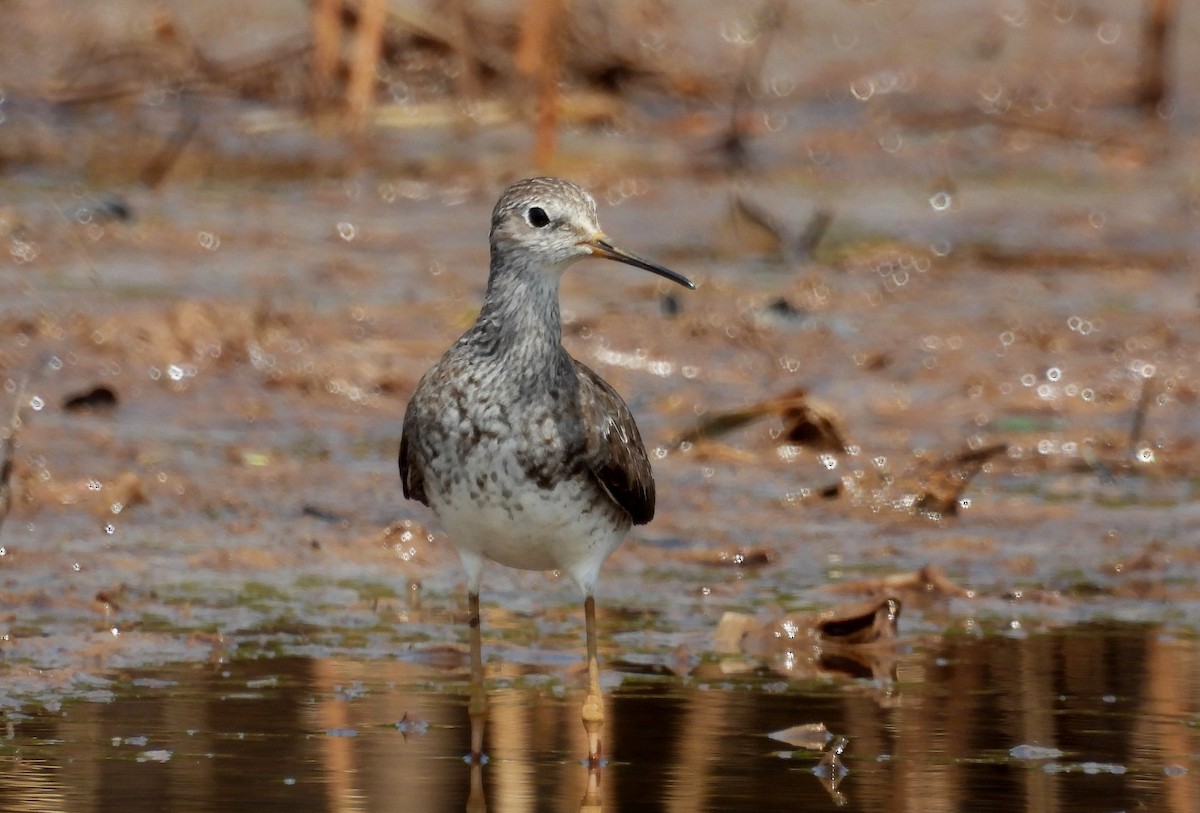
[431,459,628,591]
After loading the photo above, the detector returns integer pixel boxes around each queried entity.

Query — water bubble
[87,479,102,492]
[1087,210,1106,229]
[1046,367,1062,382]
[999,0,1029,27]
[978,80,1011,114]
[719,18,760,45]
[819,453,838,470]
[928,192,952,212]
[9,238,39,263]
[1096,21,1120,44]
[1020,374,1035,387]
[337,222,357,241]
[1052,1,1075,23]
[638,31,666,52]
[167,364,184,382]
[388,81,411,105]
[873,131,902,154]
[1136,447,1155,463]
[832,30,858,50]
[29,395,44,411]
[198,231,219,251]
[72,562,81,572]
[999,331,1015,347]
[762,112,787,132]
[849,77,875,101]
[768,77,795,98]
[105,523,116,534]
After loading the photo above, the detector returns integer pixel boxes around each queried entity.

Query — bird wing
[572,359,656,525]
[398,397,429,507]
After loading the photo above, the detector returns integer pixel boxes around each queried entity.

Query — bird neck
[470,255,565,369]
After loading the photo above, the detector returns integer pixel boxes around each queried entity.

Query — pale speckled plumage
[399,177,691,595]
[397,176,693,764]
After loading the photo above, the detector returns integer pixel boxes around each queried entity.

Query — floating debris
[1010,743,1065,760]
[714,597,901,682]
[826,564,972,600]
[768,722,832,750]
[62,385,119,412]
[674,387,847,452]
[913,442,1008,517]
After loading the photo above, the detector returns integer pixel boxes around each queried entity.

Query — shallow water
[2,622,1195,812]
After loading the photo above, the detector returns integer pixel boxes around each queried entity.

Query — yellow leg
[582,594,604,764]
[579,762,602,812]
[468,591,488,762]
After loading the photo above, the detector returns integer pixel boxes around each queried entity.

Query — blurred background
[1,1,1198,811]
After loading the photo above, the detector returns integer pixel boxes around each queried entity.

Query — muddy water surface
[1,624,1195,812]
[1,168,1197,811]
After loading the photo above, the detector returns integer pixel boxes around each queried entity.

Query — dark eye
[526,206,550,228]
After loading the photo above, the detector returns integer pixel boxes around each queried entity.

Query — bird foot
[582,693,604,763]
[468,689,488,757]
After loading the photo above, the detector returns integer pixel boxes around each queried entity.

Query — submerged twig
[722,0,788,168]
[516,0,567,170]
[0,376,29,539]
[1127,373,1155,459]
[140,103,200,187]
[1135,0,1176,117]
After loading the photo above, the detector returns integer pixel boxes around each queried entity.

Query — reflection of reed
[1136,636,1196,813]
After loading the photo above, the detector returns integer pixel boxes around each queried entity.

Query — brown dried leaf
[914,442,1007,516]
[827,564,973,599]
[674,387,846,451]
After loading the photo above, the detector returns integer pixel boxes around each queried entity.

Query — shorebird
[398,177,694,763]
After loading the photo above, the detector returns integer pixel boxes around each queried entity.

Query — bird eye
[526,206,550,228]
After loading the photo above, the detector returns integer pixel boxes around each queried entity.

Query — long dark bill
[585,236,696,290]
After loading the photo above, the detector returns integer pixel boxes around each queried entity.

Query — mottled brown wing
[572,359,656,525]
[398,399,429,507]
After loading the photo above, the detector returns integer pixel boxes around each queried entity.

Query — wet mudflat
[3,1,1200,811]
